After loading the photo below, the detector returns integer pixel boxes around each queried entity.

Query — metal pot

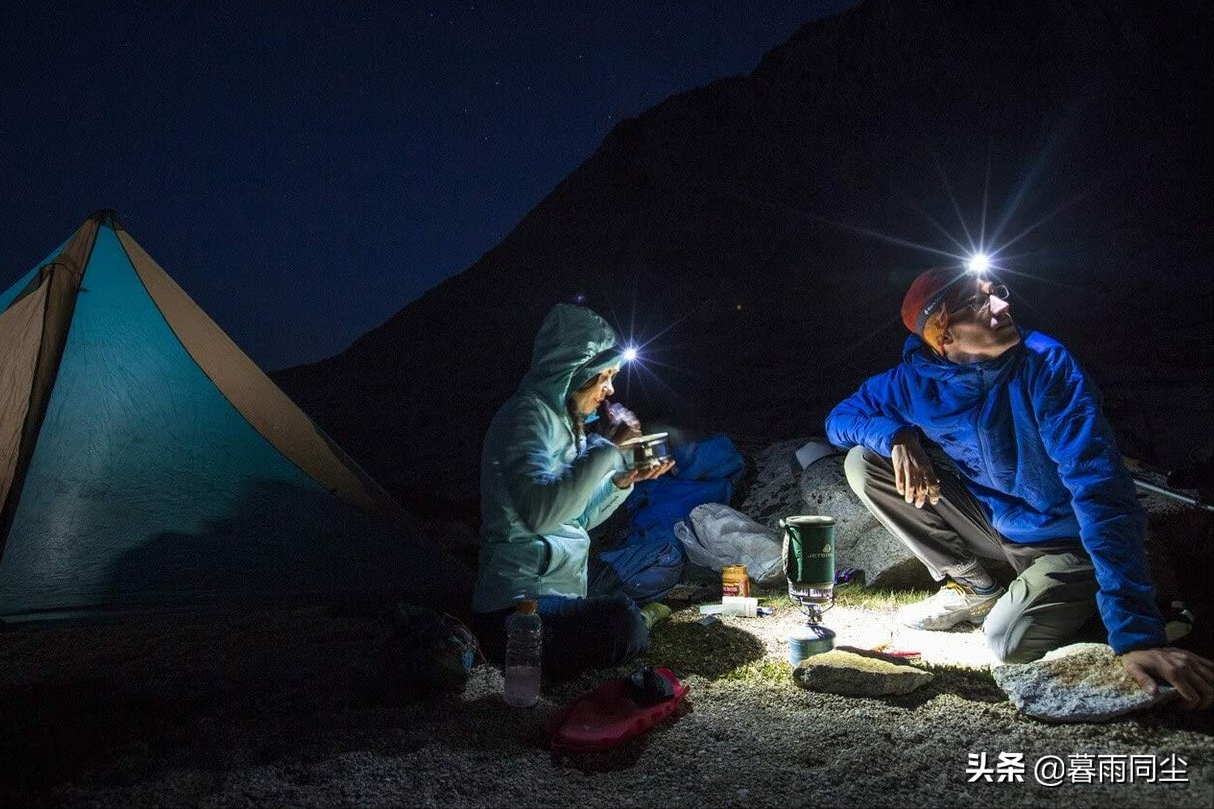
[619,432,672,470]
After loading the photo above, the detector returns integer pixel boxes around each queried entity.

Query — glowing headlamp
[621,346,639,363]
[966,253,990,274]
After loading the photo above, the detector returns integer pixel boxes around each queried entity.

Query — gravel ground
[2,598,1210,809]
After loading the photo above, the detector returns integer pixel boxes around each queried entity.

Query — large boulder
[738,438,933,589]
[734,439,804,526]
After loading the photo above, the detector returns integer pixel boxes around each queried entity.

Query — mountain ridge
[273,0,1213,516]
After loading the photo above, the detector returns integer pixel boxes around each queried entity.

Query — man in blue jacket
[826,267,1213,709]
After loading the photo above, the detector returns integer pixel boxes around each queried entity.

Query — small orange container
[721,564,750,598]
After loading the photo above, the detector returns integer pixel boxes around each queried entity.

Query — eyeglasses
[955,284,1010,314]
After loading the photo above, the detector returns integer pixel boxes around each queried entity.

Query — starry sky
[1,0,860,370]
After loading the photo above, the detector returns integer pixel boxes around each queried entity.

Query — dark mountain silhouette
[273,0,1213,518]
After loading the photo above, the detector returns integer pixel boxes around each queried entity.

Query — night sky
[1,1,859,370]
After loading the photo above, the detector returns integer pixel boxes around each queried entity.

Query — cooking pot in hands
[618,432,672,471]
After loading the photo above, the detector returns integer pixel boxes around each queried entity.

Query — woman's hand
[613,459,676,489]
[599,401,642,446]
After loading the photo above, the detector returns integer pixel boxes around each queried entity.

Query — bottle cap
[515,599,537,614]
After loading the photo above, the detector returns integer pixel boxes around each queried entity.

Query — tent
[0,211,467,622]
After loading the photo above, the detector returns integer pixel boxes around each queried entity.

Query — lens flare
[621,346,639,363]
[967,252,990,274]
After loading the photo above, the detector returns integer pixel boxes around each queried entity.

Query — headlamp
[966,253,990,274]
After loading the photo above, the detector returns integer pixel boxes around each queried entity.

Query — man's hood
[902,333,951,375]
[519,304,620,412]
[902,329,1027,382]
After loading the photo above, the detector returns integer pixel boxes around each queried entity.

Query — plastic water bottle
[504,599,542,707]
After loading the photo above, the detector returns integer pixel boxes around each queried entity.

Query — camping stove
[780,515,838,664]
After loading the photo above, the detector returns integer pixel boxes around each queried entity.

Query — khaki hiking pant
[843,445,1103,664]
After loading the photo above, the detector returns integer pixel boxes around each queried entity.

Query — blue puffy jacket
[825,329,1165,653]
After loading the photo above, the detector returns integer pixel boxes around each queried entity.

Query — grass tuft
[832,586,934,610]
[720,658,793,684]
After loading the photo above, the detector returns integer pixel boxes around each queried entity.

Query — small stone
[792,647,934,696]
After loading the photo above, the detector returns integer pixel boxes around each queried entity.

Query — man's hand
[1121,647,1214,710]
[598,401,642,446]
[890,428,940,508]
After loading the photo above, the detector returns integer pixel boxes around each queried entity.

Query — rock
[735,439,804,526]
[792,646,934,697]
[273,0,1214,523]
[843,525,936,590]
[991,642,1177,723]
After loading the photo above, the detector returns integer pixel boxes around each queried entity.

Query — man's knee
[544,593,650,677]
[843,444,885,498]
[984,586,1044,664]
[984,613,1046,664]
[983,585,1090,665]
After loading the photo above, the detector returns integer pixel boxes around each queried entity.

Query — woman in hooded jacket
[470,304,675,677]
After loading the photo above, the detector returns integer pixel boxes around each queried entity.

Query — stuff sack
[673,502,785,585]
[590,538,685,605]
[547,666,689,754]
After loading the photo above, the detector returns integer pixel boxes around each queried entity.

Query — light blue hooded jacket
[472,305,632,613]
[826,330,1164,654]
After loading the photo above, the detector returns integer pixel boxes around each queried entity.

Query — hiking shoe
[639,602,672,630]
[900,581,1005,631]
[1164,601,1195,644]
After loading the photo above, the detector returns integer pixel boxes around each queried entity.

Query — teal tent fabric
[0,212,466,621]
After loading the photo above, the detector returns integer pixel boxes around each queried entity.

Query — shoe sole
[905,615,986,631]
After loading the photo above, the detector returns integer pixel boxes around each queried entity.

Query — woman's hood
[519,304,620,411]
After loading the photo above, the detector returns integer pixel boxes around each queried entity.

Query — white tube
[722,596,759,617]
